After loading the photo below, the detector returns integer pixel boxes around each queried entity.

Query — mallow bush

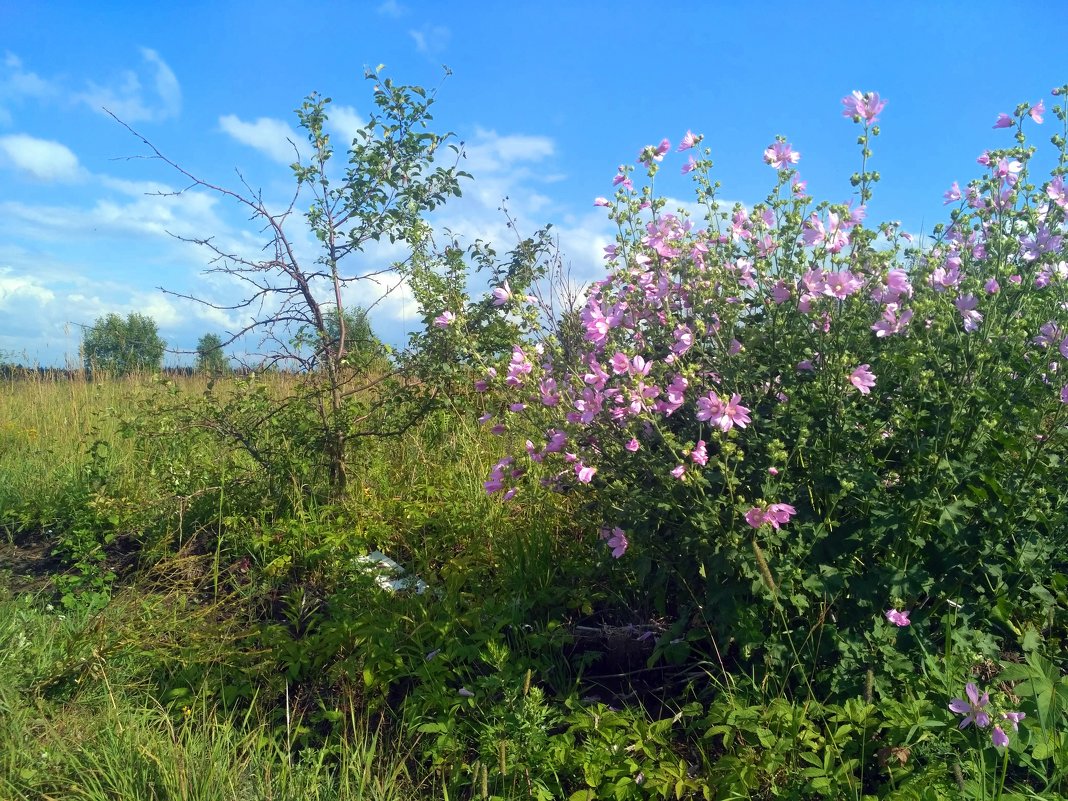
[454,86,1068,696]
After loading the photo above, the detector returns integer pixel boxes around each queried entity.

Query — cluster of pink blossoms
[472,85,1068,561]
[949,682,1026,748]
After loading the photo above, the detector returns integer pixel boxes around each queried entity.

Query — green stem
[993,745,1010,801]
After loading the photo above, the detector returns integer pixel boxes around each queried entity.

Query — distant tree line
[75,312,236,377]
[3,307,387,380]
[0,364,244,381]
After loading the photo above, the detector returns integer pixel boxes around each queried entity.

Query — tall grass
[1,370,123,528]
[0,373,583,798]
[0,586,426,801]
[0,370,301,532]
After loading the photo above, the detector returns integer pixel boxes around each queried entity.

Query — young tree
[112,69,552,496]
[83,312,166,375]
[195,333,230,375]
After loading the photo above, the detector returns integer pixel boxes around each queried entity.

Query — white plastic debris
[353,550,428,594]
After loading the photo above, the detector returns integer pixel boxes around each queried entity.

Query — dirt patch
[0,533,65,594]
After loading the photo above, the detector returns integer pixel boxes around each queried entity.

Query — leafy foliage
[195,333,230,375]
[82,312,166,375]
[476,87,1068,703]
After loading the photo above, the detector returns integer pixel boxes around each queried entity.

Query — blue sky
[1,0,1065,366]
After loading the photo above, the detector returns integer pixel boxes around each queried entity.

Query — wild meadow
[1,82,1067,800]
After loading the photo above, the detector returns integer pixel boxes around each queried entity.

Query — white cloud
[330,104,367,144]
[219,114,301,164]
[0,134,84,182]
[2,52,53,96]
[98,175,176,197]
[0,182,225,247]
[78,47,181,123]
[462,128,556,174]
[409,25,450,56]
[0,52,57,124]
[0,266,56,309]
[132,292,184,328]
[377,0,406,17]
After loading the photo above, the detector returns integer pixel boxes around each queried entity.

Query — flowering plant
[949,681,1026,749]
[472,87,1068,689]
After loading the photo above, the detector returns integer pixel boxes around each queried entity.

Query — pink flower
[670,464,686,479]
[949,683,992,729]
[996,157,1023,185]
[706,393,750,432]
[611,174,634,197]
[850,364,876,395]
[744,507,766,529]
[985,278,1000,294]
[745,502,797,530]
[993,113,1014,129]
[765,503,796,528]
[871,304,912,338]
[671,325,694,356]
[545,429,567,453]
[1034,322,1062,348]
[600,527,629,558]
[681,156,697,175]
[764,141,800,169]
[1020,224,1064,261]
[691,439,708,466]
[593,196,610,207]
[1047,176,1067,209]
[991,726,1009,748]
[1002,711,1026,731]
[539,378,559,407]
[608,351,629,375]
[695,393,722,423]
[433,311,455,328]
[955,295,982,332]
[657,374,688,416]
[677,130,699,151]
[803,214,827,247]
[639,138,671,164]
[575,463,597,484]
[885,609,911,627]
[771,280,791,304]
[823,270,862,299]
[625,437,640,452]
[943,182,961,205]
[1029,100,1045,123]
[841,90,887,125]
